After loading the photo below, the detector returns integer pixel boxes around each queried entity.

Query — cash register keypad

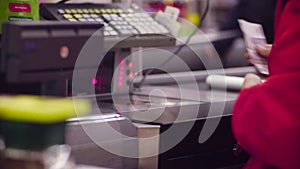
[56,6,169,36]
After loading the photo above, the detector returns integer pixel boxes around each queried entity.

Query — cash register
[0,1,251,168]
[39,2,175,48]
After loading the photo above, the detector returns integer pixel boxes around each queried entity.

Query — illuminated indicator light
[92,78,98,85]
[129,72,134,79]
[118,105,124,111]
[60,46,69,59]
[118,60,125,88]
[128,62,133,68]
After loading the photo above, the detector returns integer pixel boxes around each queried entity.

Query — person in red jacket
[232,0,300,168]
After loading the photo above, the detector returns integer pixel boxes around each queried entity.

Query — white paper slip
[238,19,269,75]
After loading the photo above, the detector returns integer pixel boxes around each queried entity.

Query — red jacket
[232,0,300,168]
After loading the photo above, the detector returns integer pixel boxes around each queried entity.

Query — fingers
[245,43,272,63]
[256,44,272,57]
[242,73,262,89]
[245,52,255,65]
[245,52,250,60]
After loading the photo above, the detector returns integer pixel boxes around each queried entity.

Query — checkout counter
[63,66,254,169]
[0,5,252,168]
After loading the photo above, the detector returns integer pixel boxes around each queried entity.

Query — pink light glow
[129,72,133,79]
[92,78,98,85]
[128,62,133,68]
[118,59,126,87]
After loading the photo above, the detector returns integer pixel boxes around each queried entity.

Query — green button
[79,18,87,22]
[63,14,73,19]
[106,9,112,13]
[68,18,77,22]
[112,9,118,13]
[65,9,72,14]
[83,9,89,13]
[74,14,83,18]
[71,9,77,13]
[117,9,123,13]
[88,9,95,13]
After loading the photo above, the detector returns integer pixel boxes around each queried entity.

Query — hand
[242,73,262,89]
[245,44,272,64]
[256,44,272,57]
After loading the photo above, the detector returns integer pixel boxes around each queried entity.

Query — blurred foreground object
[0,95,90,169]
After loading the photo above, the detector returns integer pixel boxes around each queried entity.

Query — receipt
[238,19,269,75]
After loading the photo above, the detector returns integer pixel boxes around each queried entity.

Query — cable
[132,0,210,90]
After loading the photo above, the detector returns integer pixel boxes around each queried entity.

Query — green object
[0,95,90,150]
[0,0,39,33]
[0,95,90,123]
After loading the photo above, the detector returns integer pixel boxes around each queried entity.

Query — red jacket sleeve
[232,0,300,168]
[233,73,300,169]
